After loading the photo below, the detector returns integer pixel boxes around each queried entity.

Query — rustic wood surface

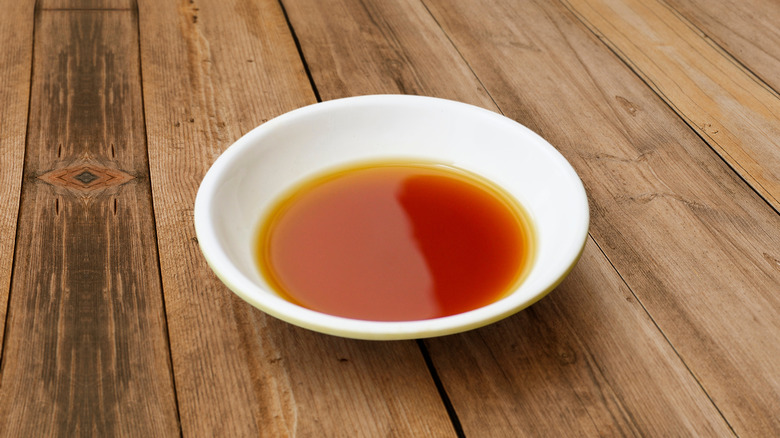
[0,4,178,436]
[0,0,32,353]
[665,0,780,91]
[285,0,776,435]
[420,0,780,435]
[138,0,454,435]
[561,0,780,211]
[0,0,777,436]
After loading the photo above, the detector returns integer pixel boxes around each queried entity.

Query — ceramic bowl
[194,95,589,340]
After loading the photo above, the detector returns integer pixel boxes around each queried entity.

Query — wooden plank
[279,0,494,104]
[0,0,33,354]
[420,0,780,435]
[0,9,179,436]
[428,241,730,436]
[137,0,456,435]
[664,0,780,91]
[559,0,780,211]
[281,0,732,435]
[39,0,133,10]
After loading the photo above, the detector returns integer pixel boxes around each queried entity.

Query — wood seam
[557,0,780,215]
[0,1,36,375]
[132,2,185,434]
[587,236,738,435]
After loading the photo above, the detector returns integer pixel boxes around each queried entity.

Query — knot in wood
[39,164,135,192]
[74,170,99,185]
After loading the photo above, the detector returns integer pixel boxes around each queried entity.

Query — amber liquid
[256,162,534,321]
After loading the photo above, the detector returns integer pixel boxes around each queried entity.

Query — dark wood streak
[420,0,780,435]
[0,5,178,436]
[38,163,135,194]
[282,0,775,434]
[138,0,457,435]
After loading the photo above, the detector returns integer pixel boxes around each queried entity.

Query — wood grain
[138,0,455,435]
[280,0,494,105]
[0,0,33,355]
[560,0,780,211]
[421,0,780,435]
[282,0,733,435]
[428,241,730,436]
[0,9,179,436]
[664,0,780,91]
[39,0,133,10]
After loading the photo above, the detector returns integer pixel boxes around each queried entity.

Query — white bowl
[194,95,588,340]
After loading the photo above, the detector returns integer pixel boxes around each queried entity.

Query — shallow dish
[194,95,589,340]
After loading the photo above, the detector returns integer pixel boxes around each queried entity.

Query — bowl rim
[194,94,589,340]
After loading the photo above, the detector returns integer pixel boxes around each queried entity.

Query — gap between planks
[587,236,737,435]
[408,3,723,430]
[278,0,466,433]
[413,2,702,393]
[559,0,780,214]
[277,0,321,102]
[559,0,780,217]
[657,0,779,99]
[281,0,779,434]
[138,0,458,434]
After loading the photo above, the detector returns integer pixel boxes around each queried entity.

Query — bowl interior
[196,95,588,339]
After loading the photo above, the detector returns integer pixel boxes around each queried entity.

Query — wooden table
[1,0,778,435]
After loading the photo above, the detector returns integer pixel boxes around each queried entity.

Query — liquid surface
[256,163,534,321]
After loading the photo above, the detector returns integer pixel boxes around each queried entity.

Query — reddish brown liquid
[257,163,534,321]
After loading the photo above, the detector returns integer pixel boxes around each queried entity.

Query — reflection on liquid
[396,174,525,319]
